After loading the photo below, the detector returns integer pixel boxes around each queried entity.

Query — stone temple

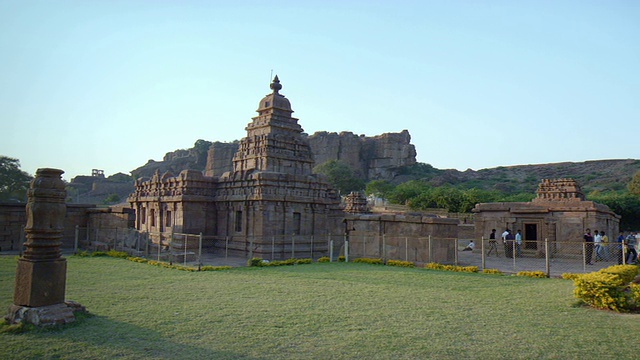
[128,76,344,259]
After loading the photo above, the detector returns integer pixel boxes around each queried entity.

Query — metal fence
[70,228,460,268]
[4,226,627,276]
[455,237,631,277]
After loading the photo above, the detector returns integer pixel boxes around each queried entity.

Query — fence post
[198,233,203,270]
[405,237,408,262]
[115,228,118,251]
[362,234,366,258]
[382,234,386,262]
[291,235,295,259]
[345,238,349,262]
[330,238,334,262]
[545,238,550,277]
[512,239,516,271]
[271,236,275,261]
[74,225,79,254]
[582,242,586,272]
[249,236,254,259]
[225,236,229,259]
[481,236,485,271]
[311,235,314,260]
[454,238,459,266]
[184,234,188,266]
[144,232,149,258]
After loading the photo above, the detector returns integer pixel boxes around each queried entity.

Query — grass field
[1,255,640,359]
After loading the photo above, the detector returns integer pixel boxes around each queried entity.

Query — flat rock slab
[5,301,85,326]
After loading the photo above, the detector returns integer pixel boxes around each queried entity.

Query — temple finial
[270,75,282,93]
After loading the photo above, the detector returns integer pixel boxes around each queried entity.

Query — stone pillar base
[5,301,86,326]
[14,258,67,307]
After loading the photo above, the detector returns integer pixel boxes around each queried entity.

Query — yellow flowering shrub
[573,272,628,311]
[562,273,581,281]
[353,258,384,265]
[598,265,638,284]
[516,271,547,278]
[386,260,415,268]
[483,268,503,275]
[424,262,477,273]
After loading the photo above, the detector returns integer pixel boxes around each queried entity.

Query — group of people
[584,229,640,265]
[484,228,522,258]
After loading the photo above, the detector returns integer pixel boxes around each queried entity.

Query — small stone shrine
[6,168,85,326]
[473,178,620,256]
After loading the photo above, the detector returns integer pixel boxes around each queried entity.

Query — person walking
[487,229,499,256]
[594,230,603,262]
[584,229,594,265]
[626,233,638,264]
[600,231,610,261]
[515,229,523,257]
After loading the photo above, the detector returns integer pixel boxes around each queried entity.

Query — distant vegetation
[0,156,33,202]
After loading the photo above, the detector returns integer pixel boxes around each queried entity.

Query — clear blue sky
[2,1,639,181]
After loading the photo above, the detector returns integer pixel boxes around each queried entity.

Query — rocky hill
[128,131,640,197]
[405,159,640,195]
[134,131,417,182]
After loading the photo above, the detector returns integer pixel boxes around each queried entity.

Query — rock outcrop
[305,130,416,180]
[178,130,417,181]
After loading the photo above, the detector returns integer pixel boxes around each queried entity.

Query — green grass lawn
[2,256,639,359]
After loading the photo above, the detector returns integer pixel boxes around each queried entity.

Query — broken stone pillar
[5,168,83,326]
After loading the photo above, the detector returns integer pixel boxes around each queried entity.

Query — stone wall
[345,213,458,264]
[0,203,133,251]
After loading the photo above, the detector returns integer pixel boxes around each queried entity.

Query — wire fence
[4,225,630,276]
[69,228,459,268]
[456,238,631,277]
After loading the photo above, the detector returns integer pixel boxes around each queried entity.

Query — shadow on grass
[2,311,257,360]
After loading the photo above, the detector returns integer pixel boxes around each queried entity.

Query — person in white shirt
[515,230,523,257]
[462,240,475,251]
[594,230,604,262]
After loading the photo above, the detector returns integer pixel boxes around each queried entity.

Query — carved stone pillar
[6,168,84,326]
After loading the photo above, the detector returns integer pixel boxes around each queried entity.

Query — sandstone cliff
[150,130,417,182]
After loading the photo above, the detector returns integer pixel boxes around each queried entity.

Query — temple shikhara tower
[128,77,343,258]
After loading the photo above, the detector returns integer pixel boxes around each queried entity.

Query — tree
[313,160,365,194]
[0,156,33,202]
[628,170,640,195]
[365,180,395,199]
[388,180,431,205]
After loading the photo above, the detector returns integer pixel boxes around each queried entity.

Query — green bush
[248,258,265,267]
[338,256,346,262]
[516,271,547,278]
[353,258,384,265]
[200,265,232,271]
[106,250,129,259]
[387,260,415,268]
[317,256,330,263]
[91,251,108,257]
